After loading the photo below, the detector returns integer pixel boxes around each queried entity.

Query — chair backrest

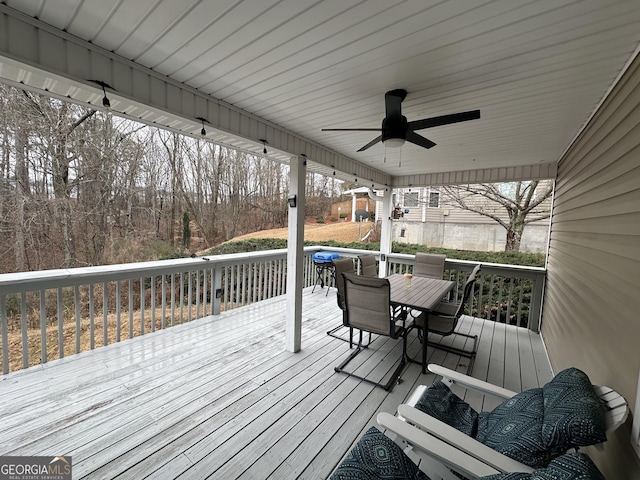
[342,272,396,337]
[454,264,481,318]
[413,252,446,279]
[333,257,355,311]
[358,254,378,276]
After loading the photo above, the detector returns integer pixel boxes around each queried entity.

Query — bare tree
[441,181,553,251]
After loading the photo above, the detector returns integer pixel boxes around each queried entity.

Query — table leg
[421,315,428,374]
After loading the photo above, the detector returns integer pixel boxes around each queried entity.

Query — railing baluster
[487,275,495,321]
[195,271,201,316]
[116,281,121,342]
[103,282,108,346]
[40,289,47,362]
[506,277,514,324]
[231,265,237,308]
[89,284,95,349]
[161,275,166,329]
[21,293,28,368]
[151,276,156,333]
[179,273,185,324]
[187,273,193,322]
[140,277,145,335]
[202,269,208,316]
[223,267,229,311]
[517,279,525,327]
[496,276,504,323]
[476,273,484,318]
[170,273,176,326]
[74,286,81,352]
[128,280,134,339]
[57,288,64,358]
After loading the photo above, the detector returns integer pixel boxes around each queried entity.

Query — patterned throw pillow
[476,388,549,468]
[479,452,605,480]
[330,427,429,480]
[542,367,606,451]
[414,381,479,437]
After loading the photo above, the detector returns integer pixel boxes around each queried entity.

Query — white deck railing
[0,246,545,374]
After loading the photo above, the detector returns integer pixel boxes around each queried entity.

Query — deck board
[0,287,552,479]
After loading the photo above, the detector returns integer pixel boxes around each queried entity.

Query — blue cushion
[542,367,606,451]
[479,452,605,480]
[476,388,549,468]
[330,427,430,480]
[414,381,479,437]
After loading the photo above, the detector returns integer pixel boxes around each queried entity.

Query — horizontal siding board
[549,211,640,235]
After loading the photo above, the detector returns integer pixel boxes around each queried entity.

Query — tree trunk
[14,125,27,271]
[505,214,525,251]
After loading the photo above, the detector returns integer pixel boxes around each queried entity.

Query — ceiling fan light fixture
[384,138,405,148]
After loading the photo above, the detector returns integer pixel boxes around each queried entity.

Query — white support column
[351,193,357,222]
[378,189,394,277]
[421,187,427,223]
[286,155,306,352]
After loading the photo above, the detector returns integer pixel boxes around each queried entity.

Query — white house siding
[393,222,549,252]
[542,52,640,477]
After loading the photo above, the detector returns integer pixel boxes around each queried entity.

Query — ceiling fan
[322,89,480,152]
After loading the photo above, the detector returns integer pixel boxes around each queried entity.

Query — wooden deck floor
[0,287,553,479]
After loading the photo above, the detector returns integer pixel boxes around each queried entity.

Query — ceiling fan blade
[384,89,407,118]
[321,128,381,131]
[406,131,436,149]
[357,135,383,152]
[408,109,480,131]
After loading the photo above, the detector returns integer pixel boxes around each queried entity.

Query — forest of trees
[0,85,343,273]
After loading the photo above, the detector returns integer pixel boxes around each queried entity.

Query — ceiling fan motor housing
[381,115,407,142]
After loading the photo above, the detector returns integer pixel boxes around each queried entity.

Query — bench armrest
[377,412,500,479]
[397,404,534,474]
[428,364,518,399]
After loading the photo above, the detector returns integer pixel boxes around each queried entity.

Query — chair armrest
[594,385,629,433]
[377,412,500,479]
[428,364,517,399]
[397,404,534,474]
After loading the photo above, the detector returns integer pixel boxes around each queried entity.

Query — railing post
[527,271,546,333]
[212,266,222,315]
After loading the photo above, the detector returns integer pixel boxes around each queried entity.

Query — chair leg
[327,325,373,348]
[425,332,478,374]
[334,331,408,391]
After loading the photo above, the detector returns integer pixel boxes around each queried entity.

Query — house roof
[1,1,639,187]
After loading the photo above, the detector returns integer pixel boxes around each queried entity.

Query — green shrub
[203,239,544,267]
[339,213,347,219]
[330,217,338,222]
[315,216,325,223]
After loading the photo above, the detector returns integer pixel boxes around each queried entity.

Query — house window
[403,191,419,208]
[428,190,440,208]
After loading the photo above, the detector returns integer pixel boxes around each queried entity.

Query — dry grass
[230,220,375,243]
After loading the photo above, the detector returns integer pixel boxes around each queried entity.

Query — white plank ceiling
[2,0,640,184]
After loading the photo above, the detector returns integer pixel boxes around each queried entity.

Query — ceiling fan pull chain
[398,149,402,168]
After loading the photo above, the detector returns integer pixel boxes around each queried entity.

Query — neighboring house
[336,184,551,252]
[393,185,552,252]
